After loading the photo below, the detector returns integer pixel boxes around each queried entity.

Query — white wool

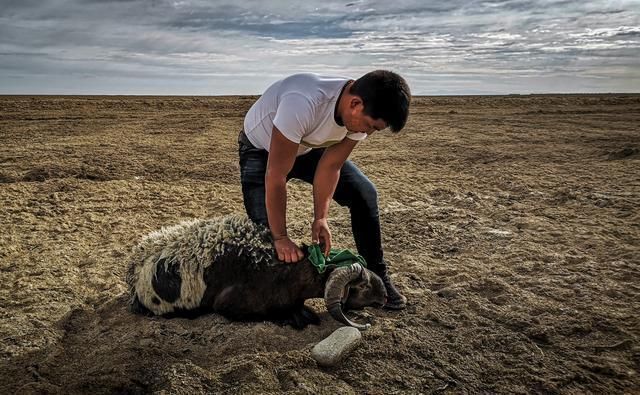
[126,215,273,315]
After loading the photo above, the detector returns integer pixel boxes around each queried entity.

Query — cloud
[0,0,638,94]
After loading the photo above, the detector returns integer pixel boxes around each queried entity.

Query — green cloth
[307,244,368,273]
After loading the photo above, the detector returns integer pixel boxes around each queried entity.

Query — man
[238,70,410,309]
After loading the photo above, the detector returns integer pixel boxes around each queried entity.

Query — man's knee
[337,178,379,215]
[357,180,379,215]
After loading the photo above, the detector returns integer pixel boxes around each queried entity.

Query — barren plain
[0,94,638,393]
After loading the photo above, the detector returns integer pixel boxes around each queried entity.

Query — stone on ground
[311,327,362,367]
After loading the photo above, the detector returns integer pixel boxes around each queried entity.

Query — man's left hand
[311,218,332,257]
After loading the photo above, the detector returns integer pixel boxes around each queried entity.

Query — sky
[1,0,639,95]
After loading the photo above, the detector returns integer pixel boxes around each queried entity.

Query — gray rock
[311,327,362,367]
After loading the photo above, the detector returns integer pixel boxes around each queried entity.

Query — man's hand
[312,218,332,257]
[274,235,304,263]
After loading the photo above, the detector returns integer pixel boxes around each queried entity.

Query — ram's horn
[324,263,370,330]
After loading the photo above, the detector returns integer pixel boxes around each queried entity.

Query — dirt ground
[0,94,638,394]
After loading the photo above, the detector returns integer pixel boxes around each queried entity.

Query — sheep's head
[323,263,387,330]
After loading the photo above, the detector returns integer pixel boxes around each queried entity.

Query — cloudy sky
[1,0,639,95]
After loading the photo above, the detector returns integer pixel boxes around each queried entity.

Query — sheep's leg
[211,285,271,322]
[211,285,241,315]
[282,305,321,330]
[210,283,321,329]
[299,305,321,326]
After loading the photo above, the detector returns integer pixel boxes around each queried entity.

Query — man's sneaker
[380,272,407,310]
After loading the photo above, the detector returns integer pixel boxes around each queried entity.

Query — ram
[126,215,386,329]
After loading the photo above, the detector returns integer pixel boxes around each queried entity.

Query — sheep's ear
[356,267,371,286]
[346,272,369,294]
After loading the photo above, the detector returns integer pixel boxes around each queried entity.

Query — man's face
[344,99,387,135]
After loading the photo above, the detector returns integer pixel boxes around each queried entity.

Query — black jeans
[238,133,385,271]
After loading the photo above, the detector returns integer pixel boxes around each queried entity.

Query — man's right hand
[273,236,304,263]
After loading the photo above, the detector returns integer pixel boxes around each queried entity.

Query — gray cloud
[0,0,638,94]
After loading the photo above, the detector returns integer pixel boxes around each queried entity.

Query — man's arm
[267,126,305,263]
[312,137,359,255]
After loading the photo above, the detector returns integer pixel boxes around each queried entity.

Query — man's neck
[334,80,353,126]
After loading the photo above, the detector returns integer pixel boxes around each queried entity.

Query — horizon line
[2,92,639,97]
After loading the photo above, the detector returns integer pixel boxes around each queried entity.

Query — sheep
[126,215,387,329]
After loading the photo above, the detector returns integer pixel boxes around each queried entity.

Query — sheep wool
[126,215,274,315]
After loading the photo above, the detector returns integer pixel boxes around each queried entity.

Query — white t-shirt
[243,73,368,156]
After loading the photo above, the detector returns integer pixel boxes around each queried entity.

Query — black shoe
[379,271,407,310]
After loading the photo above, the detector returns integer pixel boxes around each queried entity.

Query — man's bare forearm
[265,171,289,238]
[313,164,341,220]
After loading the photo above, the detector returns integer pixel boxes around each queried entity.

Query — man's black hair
[349,70,411,133]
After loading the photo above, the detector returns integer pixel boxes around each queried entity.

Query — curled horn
[324,263,370,330]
